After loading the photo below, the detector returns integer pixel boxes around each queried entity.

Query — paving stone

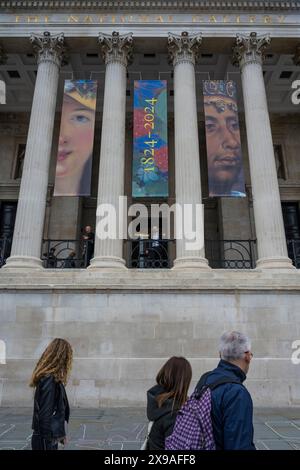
[0,407,299,450]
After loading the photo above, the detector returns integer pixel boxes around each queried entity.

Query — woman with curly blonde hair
[30,338,73,450]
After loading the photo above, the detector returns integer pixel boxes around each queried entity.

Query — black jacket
[146,385,179,450]
[32,375,70,439]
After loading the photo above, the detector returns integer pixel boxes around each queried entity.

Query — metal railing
[127,238,257,269]
[205,239,257,269]
[126,239,175,269]
[0,237,11,268]
[41,239,94,268]
[287,239,300,269]
[0,236,299,270]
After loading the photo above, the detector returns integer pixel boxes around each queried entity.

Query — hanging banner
[132,80,168,197]
[54,80,98,196]
[203,80,246,198]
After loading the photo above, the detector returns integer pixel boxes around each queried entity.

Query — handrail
[0,237,299,269]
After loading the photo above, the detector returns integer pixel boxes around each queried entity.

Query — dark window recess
[26,53,34,58]
[263,71,266,76]
[7,70,20,78]
[266,54,274,59]
[143,53,156,58]
[282,203,300,239]
[0,201,17,264]
[273,143,286,180]
[280,71,293,79]
[282,202,300,265]
[86,53,98,58]
[34,71,37,76]
[201,53,213,58]
[14,143,26,179]
[170,90,174,96]
[126,89,131,96]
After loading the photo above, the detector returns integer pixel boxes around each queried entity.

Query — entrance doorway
[282,202,300,267]
[282,202,300,239]
[0,201,17,266]
[129,216,171,268]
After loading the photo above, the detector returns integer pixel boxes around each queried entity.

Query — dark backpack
[165,372,242,450]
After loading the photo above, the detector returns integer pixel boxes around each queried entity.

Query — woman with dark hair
[30,338,73,450]
[145,356,192,450]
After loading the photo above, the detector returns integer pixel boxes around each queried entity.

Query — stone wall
[0,270,299,408]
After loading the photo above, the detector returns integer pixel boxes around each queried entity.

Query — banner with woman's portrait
[54,80,98,197]
[203,80,246,198]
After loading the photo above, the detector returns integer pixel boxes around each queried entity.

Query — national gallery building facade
[0,0,299,407]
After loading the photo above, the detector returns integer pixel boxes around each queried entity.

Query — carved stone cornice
[0,183,53,203]
[293,45,300,66]
[30,31,68,67]
[98,31,133,67]
[232,32,271,69]
[0,122,28,136]
[0,45,7,65]
[1,1,299,12]
[168,31,202,67]
[247,183,300,202]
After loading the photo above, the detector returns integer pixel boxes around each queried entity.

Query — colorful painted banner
[203,80,246,198]
[132,80,168,197]
[54,80,98,196]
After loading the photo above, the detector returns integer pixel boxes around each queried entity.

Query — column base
[2,255,44,270]
[172,256,211,270]
[255,256,296,270]
[87,256,127,270]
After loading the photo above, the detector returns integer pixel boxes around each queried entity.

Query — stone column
[4,32,66,270]
[168,32,209,269]
[233,32,293,269]
[89,31,133,269]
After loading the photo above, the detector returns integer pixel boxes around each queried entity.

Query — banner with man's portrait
[132,80,168,197]
[54,80,98,197]
[203,80,246,198]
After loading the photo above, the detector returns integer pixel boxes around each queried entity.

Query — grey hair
[219,331,251,361]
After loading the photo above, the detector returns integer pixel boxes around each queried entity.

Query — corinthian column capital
[232,32,271,69]
[30,31,67,67]
[168,31,202,67]
[0,45,7,65]
[98,31,133,67]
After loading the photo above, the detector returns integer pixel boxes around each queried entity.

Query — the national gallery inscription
[0,13,298,26]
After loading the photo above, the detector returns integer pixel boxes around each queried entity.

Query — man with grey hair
[195,331,255,450]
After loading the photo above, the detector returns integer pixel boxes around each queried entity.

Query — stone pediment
[0,1,299,12]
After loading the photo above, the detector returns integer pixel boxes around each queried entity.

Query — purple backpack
[165,375,241,450]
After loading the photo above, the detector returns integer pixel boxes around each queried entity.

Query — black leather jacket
[32,375,70,439]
